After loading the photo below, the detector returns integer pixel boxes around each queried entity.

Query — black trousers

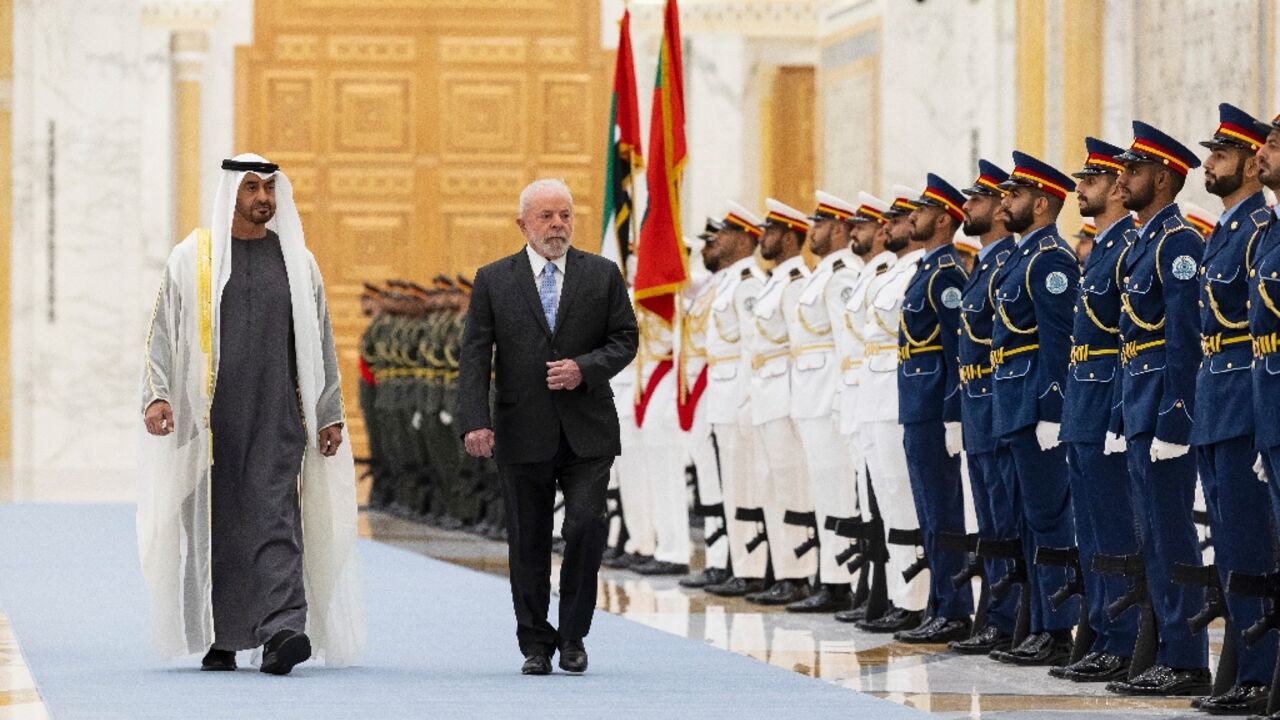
[499,431,612,656]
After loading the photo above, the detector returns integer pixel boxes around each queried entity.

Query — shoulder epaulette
[1039,236,1060,252]
[938,254,956,268]
[1252,207,1271,228]
[875,264,889,275]
[1163,216,1187,234]
[1123,228,1139,245]
[740,267,753,280]
[788,268,804,280]
[832,258,846,271]
[995,249,1011,267]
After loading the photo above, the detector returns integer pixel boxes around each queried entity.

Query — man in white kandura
[139,154,365,676]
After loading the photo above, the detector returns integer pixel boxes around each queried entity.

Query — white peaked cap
[722,200,763,228]
[764,197,812,230]
[812,190,856,219]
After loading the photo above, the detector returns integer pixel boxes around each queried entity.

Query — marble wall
[9,0,251,501]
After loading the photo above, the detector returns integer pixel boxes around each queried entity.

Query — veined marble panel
[10,0,252,502]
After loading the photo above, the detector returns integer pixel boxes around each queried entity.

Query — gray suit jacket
[457,246,638,465]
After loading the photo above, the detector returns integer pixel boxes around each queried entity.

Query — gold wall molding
[1015,0,1046,157]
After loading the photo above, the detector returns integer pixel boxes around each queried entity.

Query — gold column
[1015,0,1046,157]
[173,30,208,236]
[0,0,12,473]
[1059,0,1103,235]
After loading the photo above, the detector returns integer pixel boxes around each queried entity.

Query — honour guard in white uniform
[703,203,772,598]
[781,191,864,613]
[852,186,932,632]
[741,199,817,606]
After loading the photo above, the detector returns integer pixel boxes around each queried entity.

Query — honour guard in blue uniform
[894,174,974,644]
[1185,104,1277,714]
[1107,121,1211,697]
[1245,113,1280,720]
[988,152,1080,667]
[1053,137,1142,683]
[947,160,1023,656]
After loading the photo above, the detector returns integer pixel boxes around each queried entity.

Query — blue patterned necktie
[539,262,558,332]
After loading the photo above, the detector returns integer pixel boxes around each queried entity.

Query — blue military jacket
[1117,203,1203,445]
[1060,217,1136,444]
[1248,212,1280,451]
[990,224,1079,438]
[1191,192,1270,446]
[898,243,967,425]
[958,236,1015,454]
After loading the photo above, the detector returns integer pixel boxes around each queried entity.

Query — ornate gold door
[236,1,612,453]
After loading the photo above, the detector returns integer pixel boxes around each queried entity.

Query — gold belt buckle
[990,347,1004,366]
[751,354,765,371]
[1201,333,1222,355]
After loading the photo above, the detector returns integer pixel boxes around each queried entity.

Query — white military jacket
[856,248,925,424]
[704,255,767,425]
[749,254,810,425]
[786,248,861,419]
[836,250,893,434]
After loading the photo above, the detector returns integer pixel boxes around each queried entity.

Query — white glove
[1255,454,1269,483]
[439,410,453,427]
[1035,421,1061,451]
[411,410,423,430]
[1149,438,1190,462]
[944,421,962,457]
[1103,431,1127,455]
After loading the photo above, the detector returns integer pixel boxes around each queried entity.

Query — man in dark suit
[457,178,638,676]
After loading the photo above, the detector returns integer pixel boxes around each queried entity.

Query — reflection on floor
[364,511,1223,719]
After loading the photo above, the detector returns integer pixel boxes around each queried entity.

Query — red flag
[633,0,689,324]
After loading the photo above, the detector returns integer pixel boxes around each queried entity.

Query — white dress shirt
[526,243,567,305]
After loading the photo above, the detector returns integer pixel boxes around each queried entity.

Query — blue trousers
[1067,442,1141,657]
[965,448,1021,635]
[903,421,973,620]
[1126,433,1208,670]
[1004,426,1078,632]
[1198,435,1277,685]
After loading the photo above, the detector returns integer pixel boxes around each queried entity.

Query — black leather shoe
[200,648,236,671]
[705,576,766,597]
[679,568,731,589]
[1060,652,1130,682]
[949,624,1011,655]
[785,585,849,613]
[1105,664,1211,696]
[745,579,810,606]
[857,607,923,634]
[260,630,312,676]
[835,597,873,623]
[558,640,588,674]
[1049,651,1093,679]
[632,559,690,576]
[603,552,650,569]
[521,653,552,676]
[898,616,971,644]
[1199,684,1269,715]
[990,631,1071,666]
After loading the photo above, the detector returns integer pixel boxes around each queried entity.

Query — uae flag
[633,0,689,324]
[599,8,644,270]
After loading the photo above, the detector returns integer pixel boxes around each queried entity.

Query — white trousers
[752,417,816,580]
[689,405,729,570]
[617,416,655,556]
[640,405,692,565]
[795,415,859,584]
[854,420,928,612]
[716,419,769,579]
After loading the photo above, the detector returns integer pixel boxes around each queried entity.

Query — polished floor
[364,511,1222,719]
[0,508,1224,719]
